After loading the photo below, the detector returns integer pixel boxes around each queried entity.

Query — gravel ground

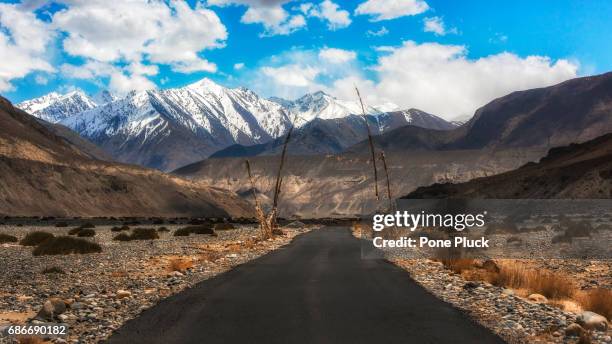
[0,224,312,343]
[392,259,611,344]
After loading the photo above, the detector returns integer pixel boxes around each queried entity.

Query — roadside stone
[565,323,586,337]
[116,290,131,299]
[527,293,548,303]
[36,297,67,321]
[576,311,609,331]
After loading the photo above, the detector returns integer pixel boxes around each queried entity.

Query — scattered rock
[565,323,586,337]
[116,290,131,299]
[501,289,515,296]
[36,297,67,321]
[527,293,548,303]
[463,281,478,290]
[576,311,609,331]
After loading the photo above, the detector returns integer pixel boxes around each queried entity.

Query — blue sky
[1,0,610,119]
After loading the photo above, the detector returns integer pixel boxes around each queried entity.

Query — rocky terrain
[175,148,545,217]
[0,223,312,343]
[393,259,611,344]
[404,132,612,199]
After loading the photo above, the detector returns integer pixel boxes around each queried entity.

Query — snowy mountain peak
[18,90,97,123]
[186,77,225,95]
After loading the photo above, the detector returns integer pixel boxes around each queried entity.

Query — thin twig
[355,87,379,201]
[379,151,394,211]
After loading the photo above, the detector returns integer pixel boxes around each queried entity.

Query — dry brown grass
[168,258,194,272]
[489,262,576,300]
[577,288,612,320]
[440,258,476,274]
[17,337,46,344]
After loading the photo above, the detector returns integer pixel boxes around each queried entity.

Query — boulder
[36,298,67,321]
[565,323,586,337]
[527,293,548,303]
[116,290,132,299]
[576,311,608,331]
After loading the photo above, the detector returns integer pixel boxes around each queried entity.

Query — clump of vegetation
[130,228,159,240]
[33,236,102,256]
[488,262,575,300]
[157,227,170,232]
[113,228,159,241]
[174,227,192,236]
[113,233,131,241]
[68,227,82,235]
[214,223,235,231]
[0,233,18,243]
[20,231,53,246]
[111,225,130,232]
[55,222,69,227]
[76,228,96,237]
[42,266,65,274]
[578,288,612,320]
[189,225,216,235]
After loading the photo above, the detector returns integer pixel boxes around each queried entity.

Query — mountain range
[17,81,456,171]
[0,95,253,217]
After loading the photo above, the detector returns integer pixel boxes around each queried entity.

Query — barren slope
[0,96,253,218]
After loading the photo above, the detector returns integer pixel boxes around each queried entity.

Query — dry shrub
[0,233,18,243]
[214,223,235,231]
[17,337,45,344]
[168,258,194,272]
[577,288,612,320]
[20,231,53,246]
[130,228,159,240]
[32,236,102,256]
[113,233,131,241]
[490,262,575,300]
[76,228,95,237]
[440,258,476,274]
[174,227,191,236]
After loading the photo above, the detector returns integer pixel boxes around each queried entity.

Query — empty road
[107,227,505,344]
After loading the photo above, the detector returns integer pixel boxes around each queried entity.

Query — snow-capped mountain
[18,90,97,123]
[56,79,293,171]
[272,91,400,125]
[17,79,456,171]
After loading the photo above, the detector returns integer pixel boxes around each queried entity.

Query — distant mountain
[403,133,612,199]
[271,91,399,125]
[44,79,293,171]
[0,96,253,218]
[18,84,454,170]
[210,109,457,158]
[18,90,97,123]
[348,72,612,153]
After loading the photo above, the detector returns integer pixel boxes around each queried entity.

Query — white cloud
[0,3,55,91]
[367,26,389,37]
[247,47,363,99]
[423,16,457,36]
[234,63,245,70]
[303,0,351,30]
[61,60,156,95]
[318,48,357,63]
[355,0,429,21]
[211,0,305,36]
[261,65,320,87]
[50,0,226,90]
[369,41,578,118]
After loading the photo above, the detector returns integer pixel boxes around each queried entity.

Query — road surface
[106,227,505,344]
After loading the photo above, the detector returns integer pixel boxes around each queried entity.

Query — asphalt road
[106,227,505,344]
